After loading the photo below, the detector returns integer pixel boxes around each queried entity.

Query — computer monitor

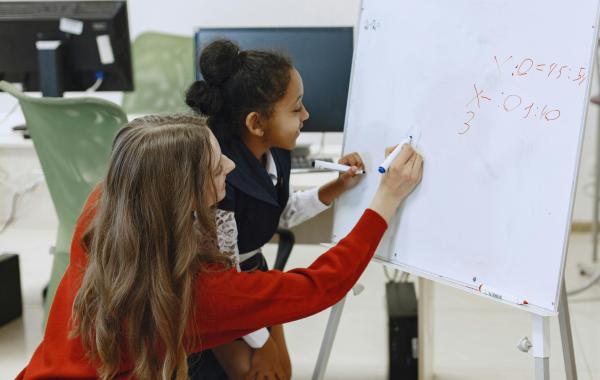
[194,27,353,133]
[0,1,133,97]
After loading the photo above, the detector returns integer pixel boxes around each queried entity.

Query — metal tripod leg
[559,281,578,380]
[312,296,347,380]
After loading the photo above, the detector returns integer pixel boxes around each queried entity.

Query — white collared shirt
[265,150,331,228]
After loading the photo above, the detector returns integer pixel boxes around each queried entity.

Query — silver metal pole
[559,281,578,380]
[312,296,347,380]
[532,314,551,380]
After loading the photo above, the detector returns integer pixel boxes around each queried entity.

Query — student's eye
[293,105,303,113]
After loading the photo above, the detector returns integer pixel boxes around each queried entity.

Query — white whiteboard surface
[333,0,600,314]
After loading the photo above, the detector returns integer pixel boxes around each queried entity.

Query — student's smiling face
[263,68,310,150]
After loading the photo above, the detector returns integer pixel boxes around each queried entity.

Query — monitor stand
[6,41,64,140]
[36,40,65,97]
[312,132,327,157]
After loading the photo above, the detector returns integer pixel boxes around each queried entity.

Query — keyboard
[291,156,333,173]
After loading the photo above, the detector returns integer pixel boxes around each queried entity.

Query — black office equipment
[386,280,418,380]
[0,1,133,97]
[0,254,23,326]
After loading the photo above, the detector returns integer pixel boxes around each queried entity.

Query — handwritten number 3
[460,111,475,135]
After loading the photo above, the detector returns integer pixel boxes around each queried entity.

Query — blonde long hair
[71,115,232,379]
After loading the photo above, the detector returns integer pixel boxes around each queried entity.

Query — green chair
[122,31,195,114]
[0,81,127,326]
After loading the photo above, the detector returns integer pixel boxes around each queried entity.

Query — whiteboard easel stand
[312,283,364,380]
[311,296,345,380]
[322,0,591,377]
[531,314,550,380]
[558,281,577,380]
[312,274,577,380]
[525,280,577,380]
[311,278,434,380]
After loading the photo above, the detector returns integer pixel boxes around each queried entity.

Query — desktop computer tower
[0,254,22,326]
[387,281,418,380]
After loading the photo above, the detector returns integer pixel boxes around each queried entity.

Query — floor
[1,222,600,379]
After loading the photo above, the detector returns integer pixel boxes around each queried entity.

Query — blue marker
[378,136,413,173]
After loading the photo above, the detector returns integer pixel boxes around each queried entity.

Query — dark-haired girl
[186,39,366,379]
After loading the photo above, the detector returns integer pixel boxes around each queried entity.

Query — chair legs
[274,228,295,271]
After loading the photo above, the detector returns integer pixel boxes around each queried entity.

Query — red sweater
[17,190,387,379]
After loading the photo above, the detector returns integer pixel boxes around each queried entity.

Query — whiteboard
[333,0,600,314]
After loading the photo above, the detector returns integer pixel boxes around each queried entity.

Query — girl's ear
[244,111,265,137]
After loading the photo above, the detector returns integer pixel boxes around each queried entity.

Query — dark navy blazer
[218,138,291,270]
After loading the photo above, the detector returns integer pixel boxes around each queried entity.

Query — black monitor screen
[195,27,353,133]
[0,1,133,92]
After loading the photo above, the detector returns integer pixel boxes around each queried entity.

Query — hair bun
[199,39,241,86]
[185,80,223,116]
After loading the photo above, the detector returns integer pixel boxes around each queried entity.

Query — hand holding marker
[312,134,414,175]
[379,136,413,173]
[312,160,366,175]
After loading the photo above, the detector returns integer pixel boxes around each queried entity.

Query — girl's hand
[317,152,366,205]
[336,152,365,190]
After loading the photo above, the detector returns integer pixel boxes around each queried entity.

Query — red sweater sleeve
[192,209,387,350]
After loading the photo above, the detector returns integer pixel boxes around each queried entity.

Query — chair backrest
[122,31,195,114]
[0,81,127,235]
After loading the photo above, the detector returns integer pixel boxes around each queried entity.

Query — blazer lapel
[221,138,279,207]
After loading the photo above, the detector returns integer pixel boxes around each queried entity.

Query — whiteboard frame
[335,0,600,316]
[551,7,600,312]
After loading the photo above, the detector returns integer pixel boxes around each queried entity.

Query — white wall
[127,0,361,38]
